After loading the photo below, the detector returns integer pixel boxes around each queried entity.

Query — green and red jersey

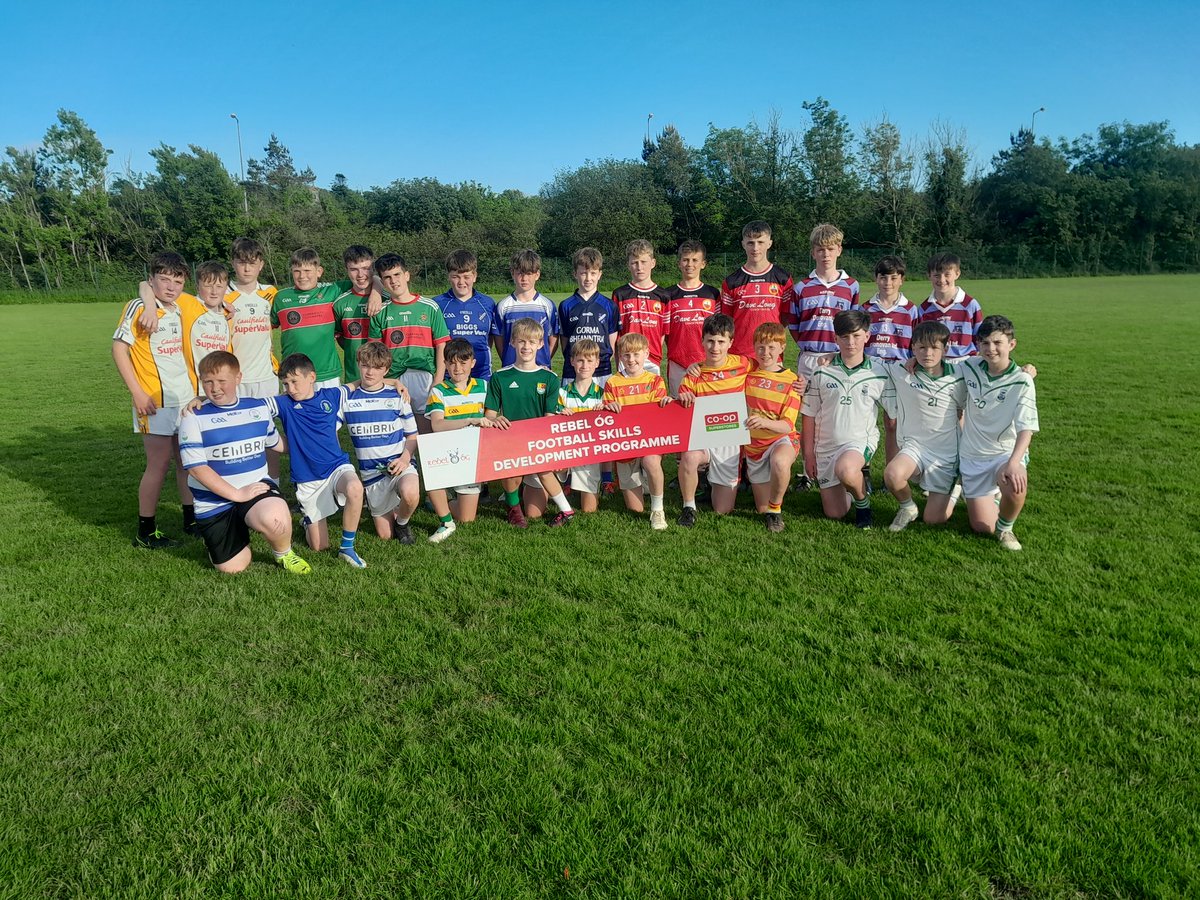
[271,281,347,382]
[369,295,450,377]
[333,288,372,382]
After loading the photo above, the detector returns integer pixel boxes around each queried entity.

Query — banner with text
[417,394,749,490]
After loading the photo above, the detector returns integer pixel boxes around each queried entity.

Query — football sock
[649,494,664,512]
[340,530,357,550]
[396,515,411,526]
[996,515,1016,534]
[505,489,520,507]
[272,547,291,560]
[767,502,782,514]
[683,500,697,511]
[853,496,871,510]
[550,492,572,513]
[439,513,453,526]
[182,504,196,528]
[137,515,157,539]
[900,498,918,512]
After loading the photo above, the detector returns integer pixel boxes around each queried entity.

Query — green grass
[1,275,1198,897]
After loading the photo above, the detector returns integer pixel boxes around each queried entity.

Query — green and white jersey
[271,281,344,382]
[425,377,487,422]
[558,379,604,413]
[882,360,967,461]
[801,356,889,456]
[485,365,560,422]
[958,358,1039,459]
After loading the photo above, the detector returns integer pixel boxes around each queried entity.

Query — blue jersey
[433,289,499,380]
[178,397,280,519]
[342,385,418,485]
[559,291,619,380]
[496,292,558,369]
[266,387,349,484]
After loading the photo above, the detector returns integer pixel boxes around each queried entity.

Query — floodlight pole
[1030,106,1045,138]
[230,113,248,217]
[646,112,654,144]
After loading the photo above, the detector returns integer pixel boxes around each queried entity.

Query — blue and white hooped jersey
[342,385,418,484]
[179,397,280,519]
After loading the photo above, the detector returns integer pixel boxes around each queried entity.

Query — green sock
[853,496,871,510]
[505,489,520,507]
[997,515,1015,533]
[440,513,453,525]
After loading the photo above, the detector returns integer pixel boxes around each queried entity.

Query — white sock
[550,492,572,513]
[650,494,664,512]
[900,498,918,512]
[683,500,697,510]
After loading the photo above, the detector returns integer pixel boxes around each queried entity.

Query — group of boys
[112,222,1038,574]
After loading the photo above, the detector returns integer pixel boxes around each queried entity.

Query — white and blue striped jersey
[178,397,280,519]
[342,385,418,485]
[496,292,559,368]
[265,387,350,484]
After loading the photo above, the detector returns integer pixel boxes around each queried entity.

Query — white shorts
[615,459,645,491]
[667,361,688,398]
[700,445,741,488]
[817,442,875,490]
[238,378,279,399]
[522,472,560,490]
[296,463,357,523]
[363,465,417,517]
[960,453,1028,500]
[449,482,481,496]
[745,436,799,484]
[797,350,834,378]
[569,463,603,495]
[897,444,958,495]
[397,370,434,415]
[315,377,341,391]
[133,405,182,436]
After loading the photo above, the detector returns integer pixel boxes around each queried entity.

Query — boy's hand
[1021,363,1038,379]
[677,390,695,408]
[475,417,494,428]
[386,452,411,475]
[181,396,205,415]
[684,362,702,378]
[490,415,511,430]
[366,288,383,317]
[793,375,807,395]
[746,414,766,429]
[1000,459,1028,494]
[235,482,270,503]
[602,401,623,413]
[902,357,918,375]
[658,397,674,407]
[815,354,834,368]
[132,388,158,417]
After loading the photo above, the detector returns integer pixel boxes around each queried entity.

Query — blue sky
[4,0,1197,195]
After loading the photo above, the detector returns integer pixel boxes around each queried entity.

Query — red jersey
[666,283,720,368]
[613,283,671,367]
[720,265,795,357]
[679,354,751,398]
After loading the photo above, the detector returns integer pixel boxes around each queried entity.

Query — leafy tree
[857,118,922,252]
[922,121,977,248]
[800,98,861,228]
[539,159,671,258]
[146,145,243,263]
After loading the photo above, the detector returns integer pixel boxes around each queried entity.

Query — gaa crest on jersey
[769,284,779,295]
[653,302,662,312]
[536,382,546,395]
[702,299,713,310]
[348,322,363,337]
[420,314,428,323]
[391,332,404,345]
[321,399,333,412]
[997,391,1008,402]
[286,311,302,326]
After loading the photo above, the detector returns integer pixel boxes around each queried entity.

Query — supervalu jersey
[881,360,966,462]
[958,358,1039,459]
[801,356,888,456]
[113,298,196,407]
[179,397,280,518]
[788,270,860,353]
[342,384,418,485]
[271,282,344,382]
[265,387,349,483]
[720,265,795,358]
[426,377,488,422]
[227,284,277,383]
[433,290,500,380]
[485,365,560,421]
[179,295,232,394]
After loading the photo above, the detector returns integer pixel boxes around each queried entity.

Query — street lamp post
[646,112,654,144]
[230,113,248,217]
[1030,106,1045,138]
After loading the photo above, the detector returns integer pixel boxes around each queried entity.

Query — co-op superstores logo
[704,411,740,433]
[424,448,474,468]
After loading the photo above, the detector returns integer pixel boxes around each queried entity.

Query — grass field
[1,275,1198,898]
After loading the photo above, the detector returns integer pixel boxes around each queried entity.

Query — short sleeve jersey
[369,295,451,377]
[333,289,373,383]
[495,293,559,369]
[227,284,277,383]
[433,290,500,380]
[179,295,231,394]
[113,298,196,407]
[558,379,604,413]
[957,358,1039,459]
[485,365,560,422]
[178,397,280,518]
[265,387,349,483]
[720,265,795,357]
[602,372,668,409]
[271,282,344,382]
[342,384,418,485]
[881,360,966,462]
[788,270,860,353]
[612,283,671,368]
[918,289,983,359]
[744,367,803,460]
[862,295,917,361]
[666,284,721,368]
[559,292,619,380]
[679,354,752,398]
[426,377,488,422]
[801,356,888,456]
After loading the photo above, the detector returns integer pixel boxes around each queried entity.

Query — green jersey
[485,365,560,422]
[369,295,451,377]
[426,377,488,422]
[271,281,347,382]
[333,288,372,383]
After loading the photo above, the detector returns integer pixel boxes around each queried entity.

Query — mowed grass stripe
[0,274,1197,896]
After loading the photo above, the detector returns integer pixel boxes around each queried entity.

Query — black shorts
[196,482,284,565]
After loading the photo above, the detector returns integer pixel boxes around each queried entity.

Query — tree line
[3,103,1198,295]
